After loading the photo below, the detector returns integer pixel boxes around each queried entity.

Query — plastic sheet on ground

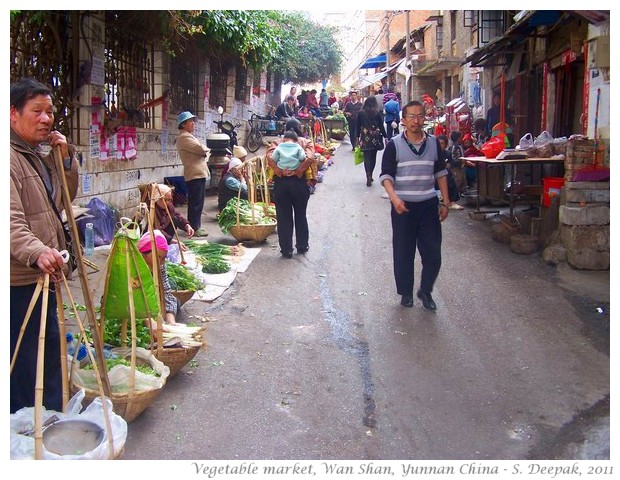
[179,244,261,302]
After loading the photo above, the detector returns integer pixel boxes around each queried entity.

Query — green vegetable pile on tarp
[166,261,205,290]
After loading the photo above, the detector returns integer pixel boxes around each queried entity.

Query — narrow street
[116,141,610,462]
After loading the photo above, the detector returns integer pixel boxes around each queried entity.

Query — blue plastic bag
[76,197,118,247]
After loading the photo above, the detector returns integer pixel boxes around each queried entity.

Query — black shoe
[417,290,437,311]
[400,295,414,307]
[366,176,372,187]
[297,246,309,254]
[281,252,293,259]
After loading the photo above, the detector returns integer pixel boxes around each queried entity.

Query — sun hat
[177,111,198,129]
[228,158,243,170]
[232,145,247,159]
[137,230,169,253]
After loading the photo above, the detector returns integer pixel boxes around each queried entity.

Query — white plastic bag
[10,389,128,459]
[534,130,554,146]
[518,133,534,150]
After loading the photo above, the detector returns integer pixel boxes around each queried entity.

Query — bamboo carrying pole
[54,147,111,396]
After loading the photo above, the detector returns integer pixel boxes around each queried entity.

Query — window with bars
[235,65,248,102]
[170,54,199,114]
[436,20,444,51]
[104,27,155,129]
[209,63,228,110]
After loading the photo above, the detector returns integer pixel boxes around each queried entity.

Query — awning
[357,71,388,88]
[360,53,386,69]
[383,58,405,74]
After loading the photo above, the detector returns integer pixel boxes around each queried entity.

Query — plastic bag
[481,136,505,159]
[353,146,364,166]
[534,130,554,146]
[552,136,568,156]
[535,132,555,158]
[71,347,170,393]
[518,133,534,150]
[76,197,118,247]
[10,389,127,459]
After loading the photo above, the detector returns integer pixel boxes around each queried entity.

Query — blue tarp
[360,53,386,69]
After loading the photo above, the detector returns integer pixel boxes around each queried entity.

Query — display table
[463,156,565,222]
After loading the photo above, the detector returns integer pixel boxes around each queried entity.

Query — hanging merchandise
[101,222,159,320]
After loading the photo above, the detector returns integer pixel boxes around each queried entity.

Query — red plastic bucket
[542,177,565,207]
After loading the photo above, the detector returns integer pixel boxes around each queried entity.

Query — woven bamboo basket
[71,383,164,423]
[154,345,201,378]
[171,289,195,306]
[70,348,169,423]
[227,157,277,243]
[229,222,276,243]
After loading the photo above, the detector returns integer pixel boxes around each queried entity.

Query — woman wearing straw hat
[176,111,210,237]
[151,183,194,251]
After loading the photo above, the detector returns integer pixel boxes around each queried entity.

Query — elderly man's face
[10,93,55,146]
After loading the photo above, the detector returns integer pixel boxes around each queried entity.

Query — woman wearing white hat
[176,111,210,237]
[217,157,248,212]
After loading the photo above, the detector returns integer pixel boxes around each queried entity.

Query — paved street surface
[66,140,611,465]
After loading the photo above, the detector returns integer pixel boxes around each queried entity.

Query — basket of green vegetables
[218,196,276,243]
[166,261,205,306]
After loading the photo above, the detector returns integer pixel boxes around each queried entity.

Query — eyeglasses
[404,114,426,120]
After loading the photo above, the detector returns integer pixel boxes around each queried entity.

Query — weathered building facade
[10,11,278,217]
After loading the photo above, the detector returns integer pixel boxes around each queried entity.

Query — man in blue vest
[380,100,449,310]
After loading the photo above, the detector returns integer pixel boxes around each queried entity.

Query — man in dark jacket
[274,95,296,120]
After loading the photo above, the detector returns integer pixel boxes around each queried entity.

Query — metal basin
[42,419,105,456]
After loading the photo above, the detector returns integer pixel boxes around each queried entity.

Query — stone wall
[543,182,610,270]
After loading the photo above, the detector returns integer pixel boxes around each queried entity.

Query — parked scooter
[213,119,240,150]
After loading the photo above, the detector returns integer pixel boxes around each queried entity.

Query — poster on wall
[195,119,207,145]
[89,124,100,160]
[116,126,138,160]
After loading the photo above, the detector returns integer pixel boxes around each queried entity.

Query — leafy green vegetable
[102,318,152,349]
[218,197,276,234]
[166,261,205,290]
[83,356,159,376]
[200,256,230,274]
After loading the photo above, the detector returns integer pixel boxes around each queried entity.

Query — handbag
[353,146,364,166]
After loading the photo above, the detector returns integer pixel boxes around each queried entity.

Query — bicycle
[246,112,266,153]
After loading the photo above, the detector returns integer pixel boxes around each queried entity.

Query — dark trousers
[347,120,358,148]
[436,170,460,203]
[273,176,310,255]
[391,197,442,296]
[363,149,379,177]
[11,283,63,413]
[186,177,206,230]
[386,121,399,139]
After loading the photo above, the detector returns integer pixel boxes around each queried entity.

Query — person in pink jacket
[176,111,210,236]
